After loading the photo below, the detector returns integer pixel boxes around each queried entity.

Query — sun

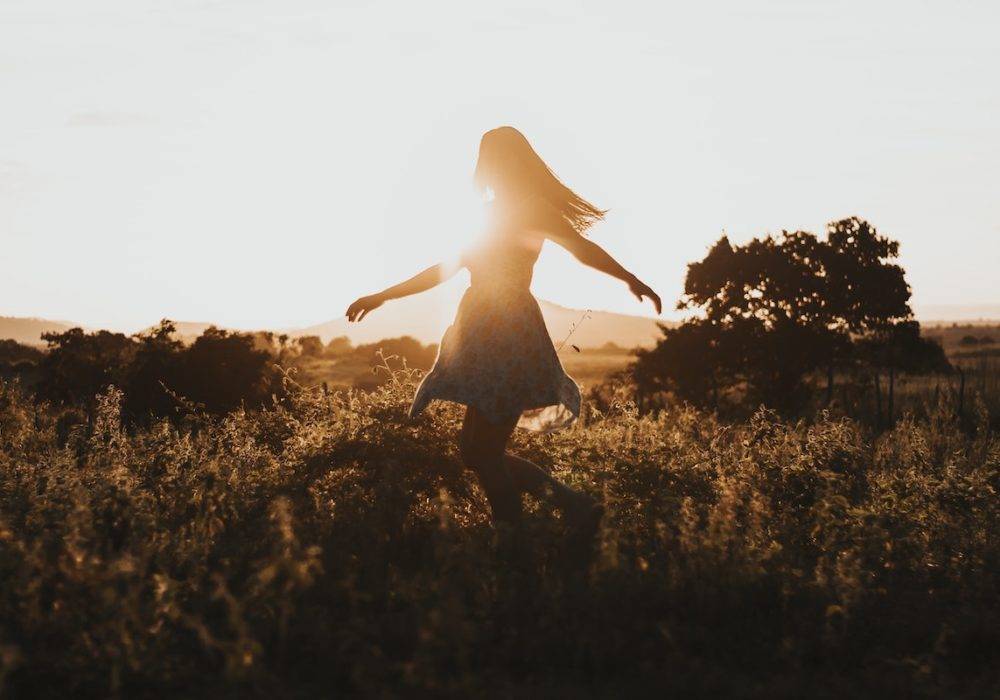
[423,187,493,272]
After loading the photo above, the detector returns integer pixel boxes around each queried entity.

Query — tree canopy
[634,217,947,415]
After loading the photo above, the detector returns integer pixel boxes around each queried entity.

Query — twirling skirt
[409,285,581,432]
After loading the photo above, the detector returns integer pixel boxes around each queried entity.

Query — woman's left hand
[345,294,384,322]
[628,276,662,314]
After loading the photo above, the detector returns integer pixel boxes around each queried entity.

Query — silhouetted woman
[346,126,661,543]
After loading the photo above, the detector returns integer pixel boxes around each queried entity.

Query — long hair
[473,126,605,234]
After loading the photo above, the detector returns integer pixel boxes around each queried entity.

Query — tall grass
[0,370,997,697]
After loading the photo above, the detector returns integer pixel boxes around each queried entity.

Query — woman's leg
[459,406,595,523]
[459,406,521,526]
[503,454,594,515]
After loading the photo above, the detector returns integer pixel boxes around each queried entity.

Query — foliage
[351,336,438,371]
[0,341,44,386]
[295,335,324,358]
[324,335,353,356]
[0,372,996,697]
[634,217,948,416]
[34,322,283,423]
[0,340,43,366]
[857,321,952,375]
[38,328,136,405]
[176,326,279,415]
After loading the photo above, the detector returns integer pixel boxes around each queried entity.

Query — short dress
[408,211,582,433]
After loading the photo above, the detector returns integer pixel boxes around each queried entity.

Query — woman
[346,126,661,539]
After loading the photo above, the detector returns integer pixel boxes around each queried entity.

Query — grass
[0,369,997,698]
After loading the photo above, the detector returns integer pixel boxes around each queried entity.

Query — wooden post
[873,370,882,429]
[957,366,965,420]
[826,363,834,406]
[887,365,895,427]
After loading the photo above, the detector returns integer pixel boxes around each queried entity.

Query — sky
[1,0,998,332]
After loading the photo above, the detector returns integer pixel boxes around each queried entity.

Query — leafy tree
[38,328,135,405]
[0,339,44,365]
[817,218,913,399]
[633,320,737,410]
[326,336,353,356]
[121,320,184,422]
[820,218,912,331]
[22,324,292,422]
[352,336,438,371]
[634,217,923,416]
[296,335,324,358]
[176,326,280,414]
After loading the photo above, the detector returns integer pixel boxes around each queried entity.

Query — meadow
[289,342,636,393]
[0,361,996,697]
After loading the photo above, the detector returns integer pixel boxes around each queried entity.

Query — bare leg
[503,454,593,515]
[459,406,594,524]
[459,407,522,526]
[459,406,603,571]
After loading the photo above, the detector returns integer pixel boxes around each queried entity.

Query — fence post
[957,366,965,421]
[826,363,834,406]
[873,370,882,429]
[888,365,895,427]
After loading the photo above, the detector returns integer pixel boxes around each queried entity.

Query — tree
[24,323,287,422]
[326,336,353,356]
[0,339,44,365]
[176,327,279,414]
[818,218,914,402]
[633,320,739,410]
[121,320,184,422]
[38,328,135,405]
[352,336,438,371]
[634,217,921,416]
[640,230,832,412]
[296,335,324,358]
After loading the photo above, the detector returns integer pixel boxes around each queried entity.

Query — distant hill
[538,300,667,349]
[293,291,666,349]
[9,300,995,350]
[2,294,664,350]
[916,304,1000,325]
[0,317,76,346]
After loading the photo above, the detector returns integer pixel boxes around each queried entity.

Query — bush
[29,323,283,424]
[37,328,135,405]
[173,326,280,415]
[0,372,996,697]
[0,339,43,365]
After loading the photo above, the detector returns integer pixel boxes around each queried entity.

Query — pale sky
[2,0,997,332]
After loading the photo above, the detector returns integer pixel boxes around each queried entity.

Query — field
[290,325,999,391]
[285,344,637,394]
[0,366,997,697]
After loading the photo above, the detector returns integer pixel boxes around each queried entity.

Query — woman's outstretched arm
[531,201,662,314]
[346,262,460,322]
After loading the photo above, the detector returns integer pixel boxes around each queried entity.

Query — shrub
[0,373,996,697]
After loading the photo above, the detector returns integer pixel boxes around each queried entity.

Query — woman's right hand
[345,293,385,322]
[627,275,662,314]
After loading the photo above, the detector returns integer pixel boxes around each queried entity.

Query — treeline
[631,217,953,424]
[296,333,438,370]
[0,322,438,424]
[16,323,282,421]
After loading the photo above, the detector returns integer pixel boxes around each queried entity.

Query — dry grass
[0,369,997,697]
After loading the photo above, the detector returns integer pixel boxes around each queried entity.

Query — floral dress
[408,208,581,432]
